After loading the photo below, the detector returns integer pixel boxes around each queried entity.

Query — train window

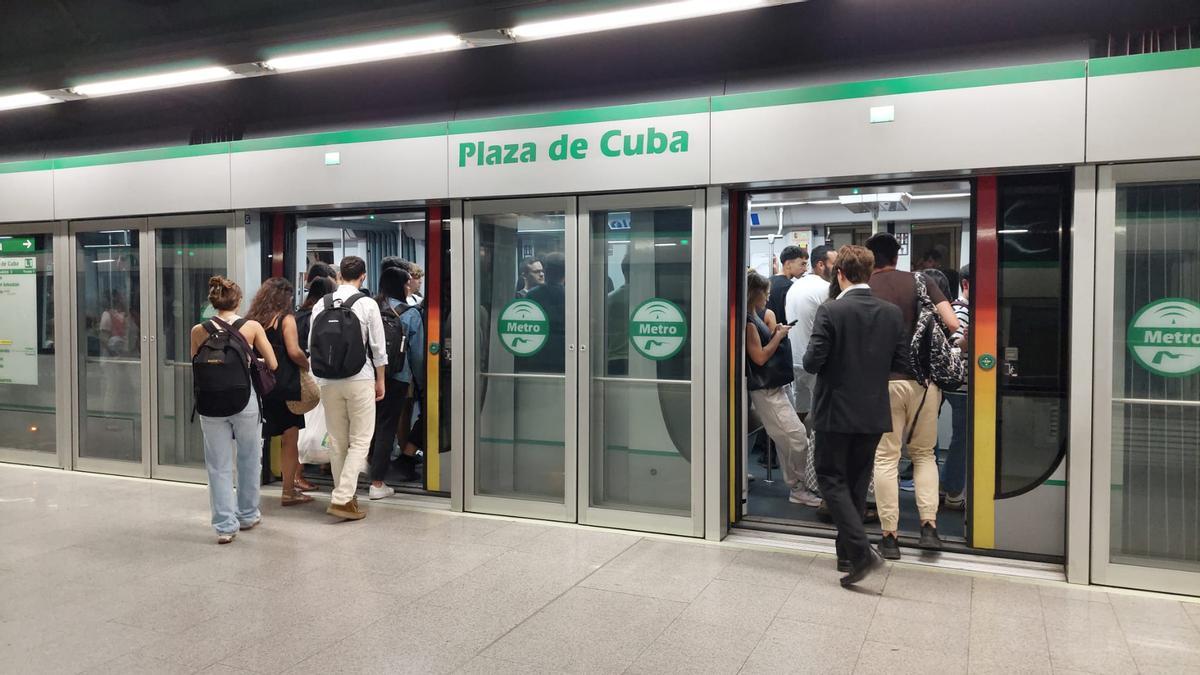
[995,173,1071,497]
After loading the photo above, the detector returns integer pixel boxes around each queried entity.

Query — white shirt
[837,283,872,299]
[785,273,831,366]
[308,284,388,383]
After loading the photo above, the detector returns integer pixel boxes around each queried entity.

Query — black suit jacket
[802,288,908,434]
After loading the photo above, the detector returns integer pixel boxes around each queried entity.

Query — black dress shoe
[837,559,851,573]
[840,550,885,587]
[878,533,901,560]
[919,522,943,550]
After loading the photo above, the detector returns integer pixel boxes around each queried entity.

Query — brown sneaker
[327,497,367,521]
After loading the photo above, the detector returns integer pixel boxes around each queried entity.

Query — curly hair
[208,276,242,311]
[246,277,294,327]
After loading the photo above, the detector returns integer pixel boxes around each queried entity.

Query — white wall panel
[230,137,447,208]
[1087,67,1200,163]
[53,154,230,220]
[712,79,1086,184]
[0,171,54,222]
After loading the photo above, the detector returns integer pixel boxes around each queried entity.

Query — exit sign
[0,238,36,253]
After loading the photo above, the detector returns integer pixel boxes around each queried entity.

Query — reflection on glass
[77,230,141,463]
[157,227,228,468]
[589,206,692,516]
[475,211,566,502]
[0,234,55,453]
[1110,181,1200,572]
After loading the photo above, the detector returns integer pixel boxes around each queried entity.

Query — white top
[308,284,388,383]
[785,273,832,366]
[837,283,872,299]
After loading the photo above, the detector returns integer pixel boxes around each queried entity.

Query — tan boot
[326,497,367,521]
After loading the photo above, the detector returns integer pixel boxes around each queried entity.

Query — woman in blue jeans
[190,277,278,544]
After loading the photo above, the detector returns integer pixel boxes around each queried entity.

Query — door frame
[461,196,579,522]
[576,190,706,537]
[1091,159,1200,595]
[147,213,240,483]
[69,217,153,477]
[0,220,71,470]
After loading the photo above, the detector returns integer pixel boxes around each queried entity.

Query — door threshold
[726,528,1065,582]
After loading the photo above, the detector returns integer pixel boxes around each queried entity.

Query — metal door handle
[579,344,588,352]
[568,344,576,351]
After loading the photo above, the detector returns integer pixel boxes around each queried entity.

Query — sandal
[295,478,318,492]
[282,489,314,507]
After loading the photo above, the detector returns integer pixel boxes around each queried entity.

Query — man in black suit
[802,244,908,587]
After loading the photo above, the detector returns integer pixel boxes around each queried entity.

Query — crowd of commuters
[747,235,967,586]
[191,255,427,543]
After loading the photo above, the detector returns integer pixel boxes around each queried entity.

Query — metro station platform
[1,464,1197,674]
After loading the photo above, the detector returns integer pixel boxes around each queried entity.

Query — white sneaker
[368,484,396,500]
[789,488,822,507]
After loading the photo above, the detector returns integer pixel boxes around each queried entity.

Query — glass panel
[589,206,692,516]
[474,210,566,502]
[996,174,1070,496]
[77,229,141,463]
[0,234,55,453]
[1110,181,1200,573]
[156,227,228,468]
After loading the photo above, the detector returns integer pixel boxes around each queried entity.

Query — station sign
[0,255,38,385]
[1127,298,1200,377]
[629,298,687,361]
[498,299,549,357]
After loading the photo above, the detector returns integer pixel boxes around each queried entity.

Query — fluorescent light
[0,92,58,111]
[90,259,117,264]
[98,230,129,234]
[72,67,235,97]
[910,193,971,200]
[509,0,767,40]
[390,218,426,223]
[264,34,464,72]
[998,229,1029,234]
[750,199,840,208]
[654,242,677,247]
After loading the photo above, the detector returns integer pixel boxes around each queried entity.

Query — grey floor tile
[1121,619,1200,671]
[739,617,865,674]
[1110,593,1195,629]
[882,564,973,608]
[866,596,970,658]
[512,526,640,565]
[1184,601,1200,630]
[455,656,563,674]
[969,609,1052,673]
[1038,582,1111,604]
[627,618,761,674]
[972,576,1045,619]
[715,548,813,590]
[422,550,602,620]
[482,587,686,672]
[474,521,556,549]
[852,640,967,674]
[1041,595,1123,634]
[81,652,199,675]
[579,538,739,602]
[8,619,162,675]
[678,578,787,634]
[1045,626,1138,675]
[776,568,883,630]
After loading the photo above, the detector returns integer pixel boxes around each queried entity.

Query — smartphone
[786,319,798,326]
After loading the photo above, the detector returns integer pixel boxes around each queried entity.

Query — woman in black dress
[247,278,313,506]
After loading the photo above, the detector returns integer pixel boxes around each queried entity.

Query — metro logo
[1126,298,1200,377]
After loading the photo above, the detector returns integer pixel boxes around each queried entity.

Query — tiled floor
[1,464,1198,674]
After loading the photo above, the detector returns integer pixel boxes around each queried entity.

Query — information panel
[0,254,38,385]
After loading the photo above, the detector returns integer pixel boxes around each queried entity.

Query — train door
[69,214,237,481]
[1092,161,1200,595]
[460,191,706,535]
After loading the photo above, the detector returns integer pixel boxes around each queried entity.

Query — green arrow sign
[0,238,36,254]
[978,354,996,371]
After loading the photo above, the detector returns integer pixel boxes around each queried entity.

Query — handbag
[213,317,276,397]
[287,369,321,415]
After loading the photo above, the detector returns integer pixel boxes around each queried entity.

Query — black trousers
[368,379,407,482]
[814,430,882,566]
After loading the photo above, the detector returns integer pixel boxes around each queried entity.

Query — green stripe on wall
[1089,48,1200,77]
[52,143,231,169]
[448,98,710,135]
[0,159,53,174]
[711,60,1086,112]
[229,122,448,153]
[1044,479,1067,487]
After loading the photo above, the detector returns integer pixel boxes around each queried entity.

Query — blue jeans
[200,397,262,534]
[941,391,968,496]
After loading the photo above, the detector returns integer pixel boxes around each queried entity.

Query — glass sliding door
[72,219,148,475]
[578,191,704,535]
[0,225,63,468]
[150,215,235,481]
[1094,161,1200,595]
[464,198,577,521]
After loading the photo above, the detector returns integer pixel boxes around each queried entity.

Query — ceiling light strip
[264,34,464,72]
[71,67,236,97]
[508,0,769,40]
[0,92,59,111]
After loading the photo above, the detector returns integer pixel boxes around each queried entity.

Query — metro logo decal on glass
[1126,298,1200,377]
[457,128,689,168]
[498,299,549,357]
[629,298,687,361]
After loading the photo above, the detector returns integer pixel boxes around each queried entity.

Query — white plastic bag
[298,402,332,465]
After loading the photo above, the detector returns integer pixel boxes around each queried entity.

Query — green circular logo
[498,299,549,357]
[429,343,440,355]
[978,354,996,371]
[629,298,687,361]
[1127,298,1200,378]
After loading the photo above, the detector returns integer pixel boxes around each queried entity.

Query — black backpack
[909,274,967,391]
[192,318,253,417]
[380,302,417,378]
[310,293,369,379]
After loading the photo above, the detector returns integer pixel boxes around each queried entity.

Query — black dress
[262,320,305,438]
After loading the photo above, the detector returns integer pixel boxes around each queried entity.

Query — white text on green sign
[1127,298,1200,377]
[629,298,687,361]
[498,299,550,357]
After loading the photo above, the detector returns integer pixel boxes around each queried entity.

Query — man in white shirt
[785,244,838,424]
[308,256,388,520]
